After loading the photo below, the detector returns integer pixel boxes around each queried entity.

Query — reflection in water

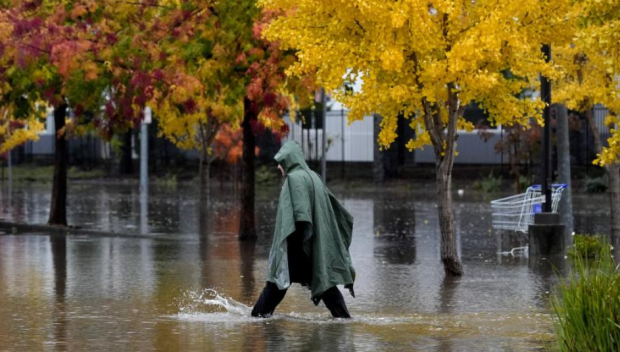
[0,184,610,237]
[140,188,149,235]
[239,241,257,302]
[0,181,12,222]
[117,187,136,222]
[528,255,567,311]
[496,231,529,262]
[51,235,67,352]
[0,185,601,352]
[199,191,212,289]
[276,322,355,352]
[241,322,267,352]
[373,198,416,265]
[437,276,460,352]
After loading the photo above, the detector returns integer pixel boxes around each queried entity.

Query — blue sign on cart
[532,204,542,214]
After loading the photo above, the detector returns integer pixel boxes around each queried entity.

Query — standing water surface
[0,183,611,351]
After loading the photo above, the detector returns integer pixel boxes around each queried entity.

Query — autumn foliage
[554,1,620,166]
[259,0,574,274]
[149,5,309,164]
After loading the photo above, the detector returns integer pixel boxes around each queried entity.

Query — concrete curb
[0,220,180,241]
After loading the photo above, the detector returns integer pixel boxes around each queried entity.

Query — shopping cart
[491,184,567,234]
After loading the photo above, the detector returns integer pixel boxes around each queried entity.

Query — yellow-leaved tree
[0,10,46,164]
[260,0,572,275]
[0,107,46,155]
[555,0,620,242]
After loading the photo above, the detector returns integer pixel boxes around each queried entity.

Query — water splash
[178,289,252,317]
[174,289,420,325]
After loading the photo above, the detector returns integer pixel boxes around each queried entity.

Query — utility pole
[528,44,566,257]
[312,100,317,168]
[140,107,151,193]
[541,44,552,212]
[556,104,574,243]
[321,88,327,183]
[7,149,12,185]
[140,107,151,235]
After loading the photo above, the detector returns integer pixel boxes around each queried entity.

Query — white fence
[23,105,612,166]
[283,111,374,162]
[283,110,506,164]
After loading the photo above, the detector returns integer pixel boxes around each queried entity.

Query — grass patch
[551,237,620,351]
[0,165,105,182]
[153,173,178,187]
[68,167,105,179]
[473,172,502,193]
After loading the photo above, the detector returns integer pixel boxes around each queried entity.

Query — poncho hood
[268,141,356,302]
[274,141,309,173]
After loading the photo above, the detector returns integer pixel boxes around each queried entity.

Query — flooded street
[0,182,611,351]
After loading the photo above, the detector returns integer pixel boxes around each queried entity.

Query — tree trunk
[205,158,212,200]
[511,141,522,194]
[198,121,208,189]
[48,105,69,226]
[585,108,620,240]
[120,130,133,175]
[438,88,464,276]
[372,114,385,182]
[420,86,464,276]
[607,163,620,240]
[239,96,256,240]
[555,104,574,243]
[198,151,204,187]
[436,158,464,276]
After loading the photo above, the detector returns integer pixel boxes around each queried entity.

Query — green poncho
[267,141,356,302]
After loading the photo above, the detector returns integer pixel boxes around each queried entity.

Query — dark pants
[251,281,351,318]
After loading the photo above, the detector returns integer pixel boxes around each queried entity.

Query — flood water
[0,182,611,352]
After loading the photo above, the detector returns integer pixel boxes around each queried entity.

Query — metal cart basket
[491,184,566,233]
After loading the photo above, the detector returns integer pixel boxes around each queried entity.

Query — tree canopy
[555,0,620,166]
[260,0,572,151]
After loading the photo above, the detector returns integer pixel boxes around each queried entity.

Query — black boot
[321,286,351,318]
[251,282,287,318]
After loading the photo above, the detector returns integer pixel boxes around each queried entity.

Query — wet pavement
[0,182,612,352]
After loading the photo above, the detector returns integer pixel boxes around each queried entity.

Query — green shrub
[473,172,502,193]
[256,165,278,186]
[110,135,124,156]
[156,173,177,187]
[585,176,607,194]
[567,234,606,259]
[551,239,620,352]
[68,166,104,179]
[518,175,530,193]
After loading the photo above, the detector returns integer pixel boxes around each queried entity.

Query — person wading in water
[251,141,356,319]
